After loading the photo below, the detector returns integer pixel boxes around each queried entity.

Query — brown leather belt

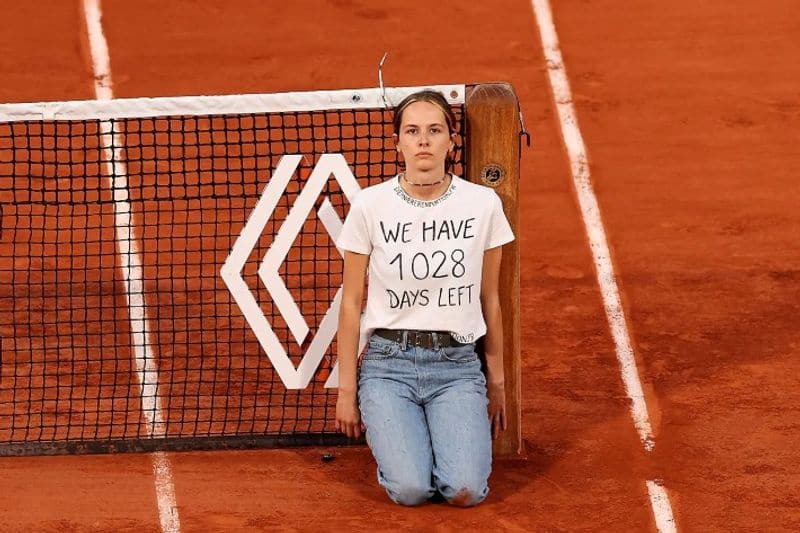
[373,329,468,350]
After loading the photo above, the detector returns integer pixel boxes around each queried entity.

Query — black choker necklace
[401,173,449,187]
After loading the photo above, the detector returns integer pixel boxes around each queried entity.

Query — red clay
[0,2,92,103]
[553,0,800,530]
[1,0,798,531]
[0,454,160,532]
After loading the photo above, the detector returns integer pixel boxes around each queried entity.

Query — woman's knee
[386,482,434,506]
[436,476,489,507]
[445,485,488,507]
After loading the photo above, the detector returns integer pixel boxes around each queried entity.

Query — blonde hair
[392,89,457,136]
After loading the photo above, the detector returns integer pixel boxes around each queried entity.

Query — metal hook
[378,52,390,108]
[518,109,532,149]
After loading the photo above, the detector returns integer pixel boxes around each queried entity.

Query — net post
[465,83,522,456]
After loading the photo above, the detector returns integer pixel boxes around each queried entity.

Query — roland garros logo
[220,154,361,390]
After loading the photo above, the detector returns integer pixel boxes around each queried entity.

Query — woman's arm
[480,245,507,439]
[335,250,369,439]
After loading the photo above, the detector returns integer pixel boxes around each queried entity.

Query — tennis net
[0,85,468,455]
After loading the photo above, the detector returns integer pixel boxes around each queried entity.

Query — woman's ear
[393,133,405,163]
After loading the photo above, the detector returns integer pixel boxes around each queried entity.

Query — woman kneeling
[335,89,514,507]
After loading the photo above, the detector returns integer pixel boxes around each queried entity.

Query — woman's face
[394,101,455,176]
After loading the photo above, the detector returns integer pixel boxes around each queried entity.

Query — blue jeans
[357,333,492,507]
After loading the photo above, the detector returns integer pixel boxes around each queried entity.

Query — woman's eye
[406,128,417,134]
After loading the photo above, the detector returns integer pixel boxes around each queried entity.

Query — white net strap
[0,85,466,122]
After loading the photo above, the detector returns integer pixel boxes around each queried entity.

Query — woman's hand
[335,391,366,439]
[487,381,507,440]
[480,245,507,440]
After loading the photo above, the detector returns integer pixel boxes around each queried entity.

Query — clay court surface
[1,0,799,531]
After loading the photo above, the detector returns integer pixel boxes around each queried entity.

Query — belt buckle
[411,331,422,347]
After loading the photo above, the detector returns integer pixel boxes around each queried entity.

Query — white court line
[647,480,678,533]
[529,0,677,529]
[82,1,180,532]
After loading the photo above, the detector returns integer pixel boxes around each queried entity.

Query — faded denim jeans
[357,333,492,507]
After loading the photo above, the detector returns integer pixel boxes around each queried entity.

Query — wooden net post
[465,83,522,455]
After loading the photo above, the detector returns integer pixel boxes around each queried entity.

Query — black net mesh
[0,100,465,454]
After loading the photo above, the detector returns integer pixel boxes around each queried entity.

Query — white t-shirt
[337,174,515,343]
